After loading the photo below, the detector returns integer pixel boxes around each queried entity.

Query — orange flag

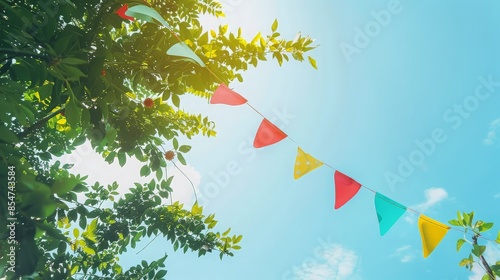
[210,84,247,106]
[418,215,450,258]
[294,147,323,179]
[253,119,287,148]
[334,171,361,209]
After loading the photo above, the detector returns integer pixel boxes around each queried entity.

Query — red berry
[164,151,175,161]
[101,69,106,76]
[143,98,154,108]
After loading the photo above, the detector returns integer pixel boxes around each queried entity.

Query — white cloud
[292,244,360,280]
[469,242,500,280]
[58,142,201,207]
[413,188,448,212]
[393,245,411,254]
[404,216,414,224]
[483,118,500,146]
[400,255,414,263]
[404,188,448,224]
[391,245,414,263]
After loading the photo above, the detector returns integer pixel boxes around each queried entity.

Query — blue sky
[70,0,500,279]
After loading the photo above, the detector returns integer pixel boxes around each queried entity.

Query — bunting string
[114,4,497,258]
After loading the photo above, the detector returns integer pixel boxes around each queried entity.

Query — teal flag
[125,5,171,29]
[374,193,406,236]
[167,42,206,67]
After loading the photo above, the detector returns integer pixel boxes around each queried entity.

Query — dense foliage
[0,0,316,279]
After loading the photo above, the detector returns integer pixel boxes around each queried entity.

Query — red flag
[253,119,287,148]
[210,84,247,106]
[116,5,135,21]
[334,171,361,209]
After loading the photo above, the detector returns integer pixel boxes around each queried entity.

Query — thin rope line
[172,161,198,203]
[136,233,160,255]
[302,149,496,242]
[245,103,266,119]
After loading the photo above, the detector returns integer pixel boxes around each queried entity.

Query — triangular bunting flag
[334,171,361,209]
[374,193,406,236]
[167,42,206,67]
[294,147,323,180]
[418,215,450,258]
[116,5,135,21]
[210,84,247,105]
[253,119,287,148]
[125,4,171,29]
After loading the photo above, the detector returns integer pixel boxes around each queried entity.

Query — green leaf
[179,145,191,153]
[177,152,186,165]
[492,264,500,276]
[117,152,126,167]
[481,274,491,280]
[234,235,243,244]
[308,56,318,70]
[172,93,180,107]
[0,125,19,144]
[113,264,122,274]
[496,230,500,244]
[463,212,471,227]
[79,216,87,229]
[173,138,179,150]
[49,145,64,155]
[479,222,494,232]
[70,265,79,276]
[82,246,96,255]
[457,211,463,223]
[469,211,475,225]
[140,165,150,177]
[52,176,80,195]
[65,100,80,129]
[59,64,87,80]
[459,258,472,266]
[61,57,88,65]
[456,239,466,252]
[73,228,79,238]
[105,151,116,164]
[472,244,486,257]
[222,227,231,236]
[191,203,202,215]
[88,219,98,232]
[271,19,278,32]
[156,270,167,279]
[449,219,462,227]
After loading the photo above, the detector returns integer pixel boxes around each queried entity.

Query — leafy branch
[449,211,500,279]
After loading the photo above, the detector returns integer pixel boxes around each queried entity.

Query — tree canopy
[0,0,316,279]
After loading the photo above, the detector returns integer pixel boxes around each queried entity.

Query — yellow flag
[294,147,323,180]
[418,215,450,258]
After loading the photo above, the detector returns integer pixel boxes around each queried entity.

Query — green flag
[374,192,406,236]
[167,42,205,67]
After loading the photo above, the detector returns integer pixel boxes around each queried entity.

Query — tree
[0,0,316,279]
[449,211,500,279]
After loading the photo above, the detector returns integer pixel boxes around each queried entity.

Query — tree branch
[473,235,496,279]
[17,106,64,139]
